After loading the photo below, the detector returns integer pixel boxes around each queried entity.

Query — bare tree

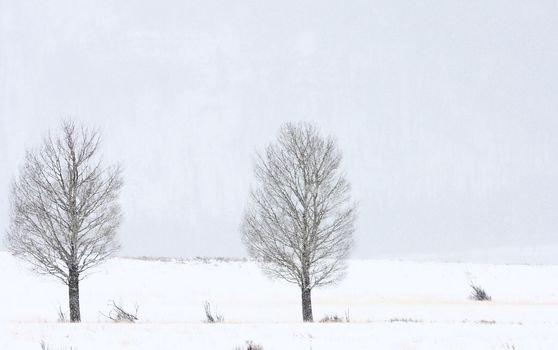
[241,122,356,322]
[6,121,122,322]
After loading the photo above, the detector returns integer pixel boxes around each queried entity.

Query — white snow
[1,251,557,349]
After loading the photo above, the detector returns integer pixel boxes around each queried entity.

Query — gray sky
[1,0,557,259]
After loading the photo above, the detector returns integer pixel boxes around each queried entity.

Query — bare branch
[241,122,356,292]
[6,120,123,286]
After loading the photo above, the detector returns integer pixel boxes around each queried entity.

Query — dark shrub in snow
[470,283,492,301]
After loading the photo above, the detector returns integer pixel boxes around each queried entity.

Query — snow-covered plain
[1,251,557,349]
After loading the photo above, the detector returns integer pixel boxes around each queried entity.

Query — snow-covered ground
[1,251,557,349]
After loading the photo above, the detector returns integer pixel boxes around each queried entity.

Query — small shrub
[100,300,139,322]
[233,341,264,350]
[320,314,344,323]
[470,283,492,301]
[388,318,422,323]
[40,340,75,350]
[320,308,350,323]
[204,301,224,323]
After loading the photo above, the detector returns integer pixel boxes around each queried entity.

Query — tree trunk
[68,269,81,322]
[301,287,313,322]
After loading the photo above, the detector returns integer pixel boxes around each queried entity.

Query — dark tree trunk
[68,268,81,322]
[301,287,313,322]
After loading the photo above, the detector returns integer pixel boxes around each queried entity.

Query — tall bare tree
[242,122,356,322]
[6,121,122,322]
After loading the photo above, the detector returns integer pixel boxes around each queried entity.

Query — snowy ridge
[384,245,558,266]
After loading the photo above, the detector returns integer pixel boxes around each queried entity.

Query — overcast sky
[1,0,557,259]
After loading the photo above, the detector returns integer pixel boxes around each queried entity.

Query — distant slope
[385,245,558,265]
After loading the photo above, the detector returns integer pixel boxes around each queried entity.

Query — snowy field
[1,251,558,349]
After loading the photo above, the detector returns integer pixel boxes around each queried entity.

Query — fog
[1,0,557,259]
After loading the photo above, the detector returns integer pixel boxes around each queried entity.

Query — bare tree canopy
[6,120,123,322]
[241,122,356,321]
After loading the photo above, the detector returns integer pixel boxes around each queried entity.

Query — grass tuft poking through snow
[470,283,492,301]
[204,301,224,323]
[100,301,139,323]
[233,340,264,350]
[40,340,75,350]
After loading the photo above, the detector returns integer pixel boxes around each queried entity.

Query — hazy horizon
[1,0,558,261]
